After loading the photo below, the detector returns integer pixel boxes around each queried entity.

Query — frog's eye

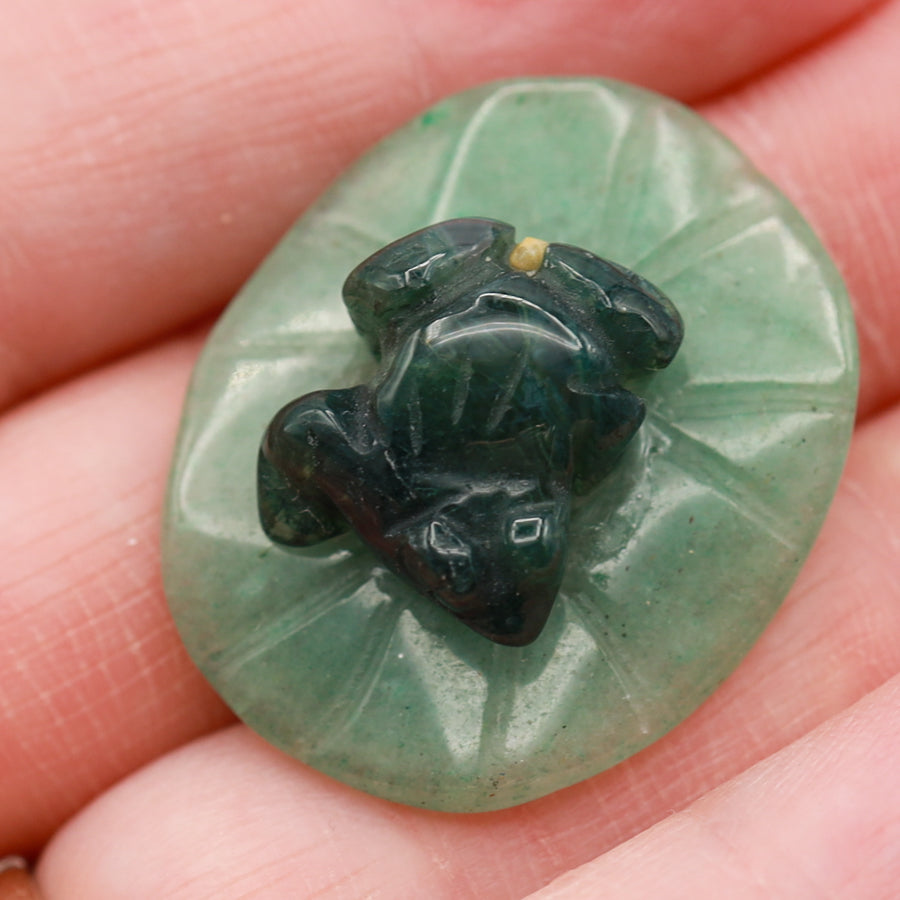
[509,515,544,544]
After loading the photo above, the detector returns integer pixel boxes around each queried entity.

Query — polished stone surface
[163,79,858,811]
[258,217,683,645]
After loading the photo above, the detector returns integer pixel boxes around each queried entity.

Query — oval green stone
[163,78,857,811]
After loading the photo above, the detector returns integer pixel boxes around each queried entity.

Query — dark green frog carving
[258,218,683,645]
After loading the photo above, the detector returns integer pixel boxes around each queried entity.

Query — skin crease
[0,0,898,896]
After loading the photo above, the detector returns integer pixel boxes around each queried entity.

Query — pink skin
[2,0,900,896]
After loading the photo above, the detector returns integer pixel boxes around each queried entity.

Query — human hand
[2,1,899,896]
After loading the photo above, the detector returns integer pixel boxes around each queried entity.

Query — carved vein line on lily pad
[215,563,374,681]
[591,94,638,246]
[606,104,669,262]
[658,220,850,364]
[431,80,622,222]
[498,620,599,760]
[657,378,854,420]
[476,643,524,767]
[625,188,775,278]
[566,593,654,736]
[644,415,801,552]
[304,600,407,756]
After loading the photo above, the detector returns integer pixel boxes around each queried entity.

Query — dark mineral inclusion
[258,218,683,646]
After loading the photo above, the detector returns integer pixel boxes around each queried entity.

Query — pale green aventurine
[162,79,857,811]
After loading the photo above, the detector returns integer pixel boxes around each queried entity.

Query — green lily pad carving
[163,78,857,812]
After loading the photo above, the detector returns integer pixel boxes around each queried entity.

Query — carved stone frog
[258,218,683,645]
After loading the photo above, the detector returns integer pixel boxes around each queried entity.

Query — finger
[525,676,900,899]
[36,725,457,900]
[0,0,878,409]
[34,677,900,899]
[542,396,900,860]
[0,858,41,900]
[0,329,233,856]
[702,0,900,419]
[4,338,900,864]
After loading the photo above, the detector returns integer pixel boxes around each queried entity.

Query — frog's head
[394,488,570,646]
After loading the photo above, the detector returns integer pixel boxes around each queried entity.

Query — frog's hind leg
[258,387,371,547]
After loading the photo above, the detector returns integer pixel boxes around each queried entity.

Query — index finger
[0,0,878,409]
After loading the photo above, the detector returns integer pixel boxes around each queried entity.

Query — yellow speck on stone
[509,236,549,272]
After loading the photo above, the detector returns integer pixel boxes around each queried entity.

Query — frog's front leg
[570,385,645,493]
